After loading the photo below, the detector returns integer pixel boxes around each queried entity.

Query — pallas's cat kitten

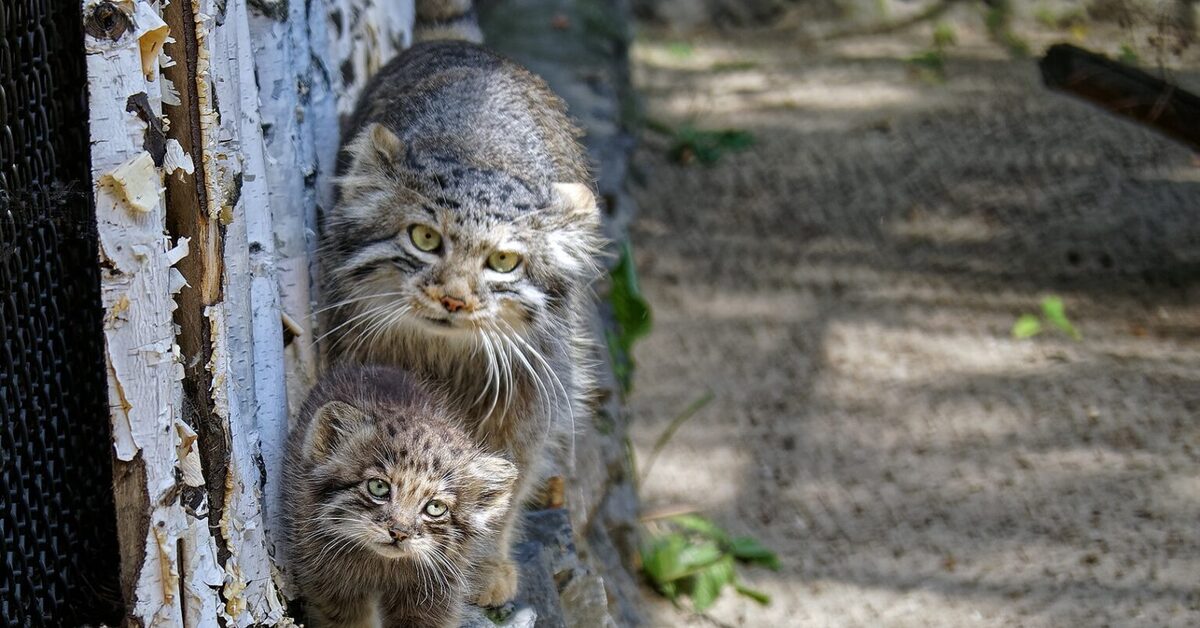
[283,366,517,628]
[319,40,601,605]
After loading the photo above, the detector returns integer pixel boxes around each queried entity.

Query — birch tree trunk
[85,0,412,624]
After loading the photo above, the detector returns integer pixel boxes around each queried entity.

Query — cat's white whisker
[312,290,408,316]
[315,301,388,345]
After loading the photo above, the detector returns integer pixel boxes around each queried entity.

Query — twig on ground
[639,390,716,482]
[640,504,700,522]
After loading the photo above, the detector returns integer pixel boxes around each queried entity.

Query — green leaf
[690,556,735,612]
[677,541,724,572]
[729,536,781,570]
[607,240,653,392]
[1040,296,1081,340]
[733,582,772,605]
[670,514,730,543]
[641,534,689,586]
[1011,314,1042,339]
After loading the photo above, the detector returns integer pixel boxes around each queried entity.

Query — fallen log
[1039,43,1200,153]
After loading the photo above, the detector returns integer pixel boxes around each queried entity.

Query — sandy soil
[625,16,1200,628]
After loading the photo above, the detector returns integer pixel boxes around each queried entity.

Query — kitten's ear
[465,455,518,530]
[305,401,370,458]
[551,182,600,226]
[346,123,404,175]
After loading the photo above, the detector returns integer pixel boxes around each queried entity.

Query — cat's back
[342,40,589,185]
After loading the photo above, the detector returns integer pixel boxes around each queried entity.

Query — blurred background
[622,1,1200,626]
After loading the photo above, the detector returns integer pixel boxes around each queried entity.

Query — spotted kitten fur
[283,366,517,628]
[318,37,601,605]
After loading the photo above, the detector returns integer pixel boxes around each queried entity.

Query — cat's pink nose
[440,295,467,313]
[389,527,410,543]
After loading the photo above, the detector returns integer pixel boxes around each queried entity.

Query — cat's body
[319,37,601,605]
[283,366,517,628]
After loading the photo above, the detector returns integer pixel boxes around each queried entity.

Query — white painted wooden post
[84,0,226,624]
[88,0,413,622]
[249,0,414,586]
[247,0,324,586]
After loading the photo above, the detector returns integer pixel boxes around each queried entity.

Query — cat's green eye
[486,250,521,273]
[366,479,391,498]
[409,224,442,252]
[423,499,448,517]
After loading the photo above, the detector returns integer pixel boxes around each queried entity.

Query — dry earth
[625,15,1200,628]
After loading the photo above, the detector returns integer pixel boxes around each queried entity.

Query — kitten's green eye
[409,224,442,252]
[486,250,521,273]
[423,499,448,517]
[366,479,391,498]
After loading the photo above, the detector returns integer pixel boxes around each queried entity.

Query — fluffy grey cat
[317,26,601,605]
[283,366,517,628]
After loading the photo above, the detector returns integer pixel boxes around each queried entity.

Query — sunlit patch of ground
[626,12,1200,627]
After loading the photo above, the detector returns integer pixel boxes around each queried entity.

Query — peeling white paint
[134,1,170,79]
[163,138,195,176]
[89,0,413,623]
[101,151,163,213]
[248,0,413,594]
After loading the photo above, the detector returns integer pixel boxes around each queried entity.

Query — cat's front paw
[474,557,519,607]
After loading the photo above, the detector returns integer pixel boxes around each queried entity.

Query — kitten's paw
[474,558,519,607]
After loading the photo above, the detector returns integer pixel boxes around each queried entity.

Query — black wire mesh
[1,1,123,625]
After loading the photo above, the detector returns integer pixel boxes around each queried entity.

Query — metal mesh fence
[1,1,123,625]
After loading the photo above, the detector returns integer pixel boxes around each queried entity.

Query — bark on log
[1039,43,1200,152]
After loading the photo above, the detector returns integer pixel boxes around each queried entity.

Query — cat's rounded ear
[551,182,599,225]
[305,401,369,458]
[465,455,518,530]
[346,122,404,175]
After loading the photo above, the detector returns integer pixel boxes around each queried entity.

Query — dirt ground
[624,12,1200,628]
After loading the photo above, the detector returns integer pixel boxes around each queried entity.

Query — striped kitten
[318,17,601,606]
[283,366,517,627]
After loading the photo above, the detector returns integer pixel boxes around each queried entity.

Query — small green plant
[907,49,947,81]
[641,514,779,612]
[932,21,957,49]
[984,0,1030,57]
[1117,43,1139,65]
[1035,5,1087,30]
[1012,296,1082,340]
[646,119,756,166]
[606,240,652,393]
[1034,5,1057,27]
[639,392,714,482]
[666,41,694,59]
[907,21,956,82]
[710,60,759,72]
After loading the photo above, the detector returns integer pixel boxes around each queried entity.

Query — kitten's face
[303,400,516,564]
[325,124,599,350]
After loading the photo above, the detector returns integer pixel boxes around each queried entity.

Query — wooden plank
[248,4,322,575]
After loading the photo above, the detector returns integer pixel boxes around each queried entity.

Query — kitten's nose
[389,527,410,543]
[440,295,467,313]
